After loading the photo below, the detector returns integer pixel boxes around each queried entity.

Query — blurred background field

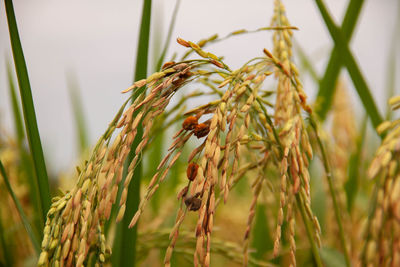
[1,1,400,266]
[0,0,398,173]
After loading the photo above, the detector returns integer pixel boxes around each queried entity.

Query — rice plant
[1,0,400,266]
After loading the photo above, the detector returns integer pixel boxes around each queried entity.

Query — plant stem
[256,99,323,266]
[4,0,51,225]
[309,118,351,267]
[295,194,324,267]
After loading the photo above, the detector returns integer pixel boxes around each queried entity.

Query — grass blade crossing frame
[314,0,383,132]
[4,0,51,223]
[315,0,364,120]
[112,1,152,266]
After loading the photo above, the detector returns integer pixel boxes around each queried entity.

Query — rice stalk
[362,95,400,266]
[309,117,351,266]
[36,1,327,266]
[269,2,321,266]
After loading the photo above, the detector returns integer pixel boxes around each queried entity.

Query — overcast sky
[0,0,399,173]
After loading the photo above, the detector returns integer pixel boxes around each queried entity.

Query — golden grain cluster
[28,1,400,267]
[35,1,325,266]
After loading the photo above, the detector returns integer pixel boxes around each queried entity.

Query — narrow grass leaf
[6,61,25,143]
[320,247,346,267]
[315,0,364,120]
[155,0,181,71]
[66,72,89,154]
[384,3,400,120]
[294,41,320,82]
[360,173,382,265]
[112,1,152,266]
[4,0,51,223]
[309,117,351,267]
[310,160,327,233]
[345,116,367,211]
[7,60,43,236]
[314,0,383,132]
[149,0,182,210]
[0,212,13,267]
[295,194,324,267]
[148,131,166,211]
[0,160,40,255]
[250,204,273,260]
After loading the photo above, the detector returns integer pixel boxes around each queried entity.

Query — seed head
[177,186,189,200]
[184,195,202,211]
[177,37,190,47]
[194,123,210,138]
[210,59,224,68]
[182,116,198,131]
[187,163,199,181]
[162,61,175,70]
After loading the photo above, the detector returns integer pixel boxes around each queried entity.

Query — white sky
[0,0,399,173]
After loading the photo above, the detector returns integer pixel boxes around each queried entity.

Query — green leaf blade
[314,0,383,133]
[66,72,89,155]
[4,0,51,225]
[315,0,365,120]
[112,1,152,266]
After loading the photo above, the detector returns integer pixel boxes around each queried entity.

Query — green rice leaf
[314,0,383,132]
[250,204,273,260]
[384,3,399,120]
[320,247,346,267]
[7,60,43,236]
[315,0,364,120]
[6,61,25,144]
[66,72,89,154]
[4,0,51,224]
[294,41,319,82]
[112,1,152,266]
[155,0,181,71]
[0,211,13,266]
[345,116,367,211]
